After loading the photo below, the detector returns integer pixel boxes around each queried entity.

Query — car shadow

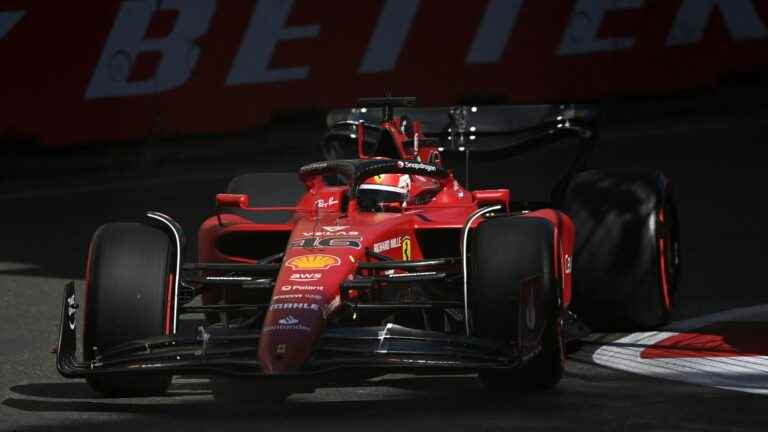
[3,375,566,416]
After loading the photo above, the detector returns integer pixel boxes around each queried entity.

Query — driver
[357,173,411,212]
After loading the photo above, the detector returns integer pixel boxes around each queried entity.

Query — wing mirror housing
[472,189,510,211]
[216,193,248,208]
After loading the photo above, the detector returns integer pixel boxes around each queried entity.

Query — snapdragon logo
[397,161,437,172]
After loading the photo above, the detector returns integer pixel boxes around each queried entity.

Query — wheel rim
[657,202,680,311]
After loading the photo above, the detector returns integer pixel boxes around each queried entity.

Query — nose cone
[258,306,325,374]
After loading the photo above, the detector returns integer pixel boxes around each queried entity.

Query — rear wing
[326,102,597,155]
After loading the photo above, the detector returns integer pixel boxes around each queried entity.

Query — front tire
[471,216,564,391]
[84,222,174,396]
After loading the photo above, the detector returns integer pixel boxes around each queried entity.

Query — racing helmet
[357,173,411,211]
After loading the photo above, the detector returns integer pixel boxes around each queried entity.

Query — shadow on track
[5,372,767,432]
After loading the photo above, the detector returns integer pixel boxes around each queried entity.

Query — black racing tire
[83,222,174,396]
[555,170,681,331]
[225,173,306,224]
[471,217,564,391]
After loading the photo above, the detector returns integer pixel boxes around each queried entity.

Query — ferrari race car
[57,97,681,398]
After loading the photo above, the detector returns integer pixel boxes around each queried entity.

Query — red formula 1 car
[57,97,681,398]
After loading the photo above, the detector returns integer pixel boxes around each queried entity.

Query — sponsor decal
[373,236,403,253]
[289,272,321,282]
[67,293,77,330]
[276,343,287,354]
[290,236,362,249]
[373,175,384,183]
[263,322,311,333]
[285,254,340,270]
[402,236,412,260]
[272,294,304,300]
[315,197,339,209]
[278,315,299,325]
[273,293,322,301]
[372,235,412,259]
[270,302,321,311]
[280,284,324,291]
[397,160,437,172]
[322,225,349,232]
[300,230,359,236]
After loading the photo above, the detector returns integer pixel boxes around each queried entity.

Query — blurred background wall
[1,0,767,148]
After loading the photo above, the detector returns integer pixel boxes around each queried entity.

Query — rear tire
[84,222,174,396]
[556,170,681,331]
[471,217,564,391]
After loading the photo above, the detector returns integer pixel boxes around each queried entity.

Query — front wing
[57,283,524,380]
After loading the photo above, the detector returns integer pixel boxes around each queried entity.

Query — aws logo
[289,272,322,281]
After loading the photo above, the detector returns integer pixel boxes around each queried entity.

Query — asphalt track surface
[1,111,768,431]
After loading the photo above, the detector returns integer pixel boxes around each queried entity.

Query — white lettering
[373,236,404,253]
[315,197,339,208]
[301,231,359,236]
[667,0,768,46]
[0,11,25,40]
[322,226,349,232]
[86,0,215,99]
[467,0,523,64]
[280,285,324,291]
[270,302,321,311]
[272,293,322,301]
[289,273,322,282]
[558,0,645,55]
[227,0,320,84]
[397,161,437,172]
[359,0,420,73]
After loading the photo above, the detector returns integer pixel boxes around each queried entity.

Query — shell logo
[285,254,341,270]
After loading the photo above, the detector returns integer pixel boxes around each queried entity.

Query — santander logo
[289,273,322,282]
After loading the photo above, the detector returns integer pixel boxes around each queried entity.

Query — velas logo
[301,231,359,236]
[289,272,321,281]
[322,226,349,232]
[285,254,341,270]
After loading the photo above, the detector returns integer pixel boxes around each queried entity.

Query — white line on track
[587,304,768,395]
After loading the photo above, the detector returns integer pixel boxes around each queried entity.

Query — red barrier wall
[1,0,767,146]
